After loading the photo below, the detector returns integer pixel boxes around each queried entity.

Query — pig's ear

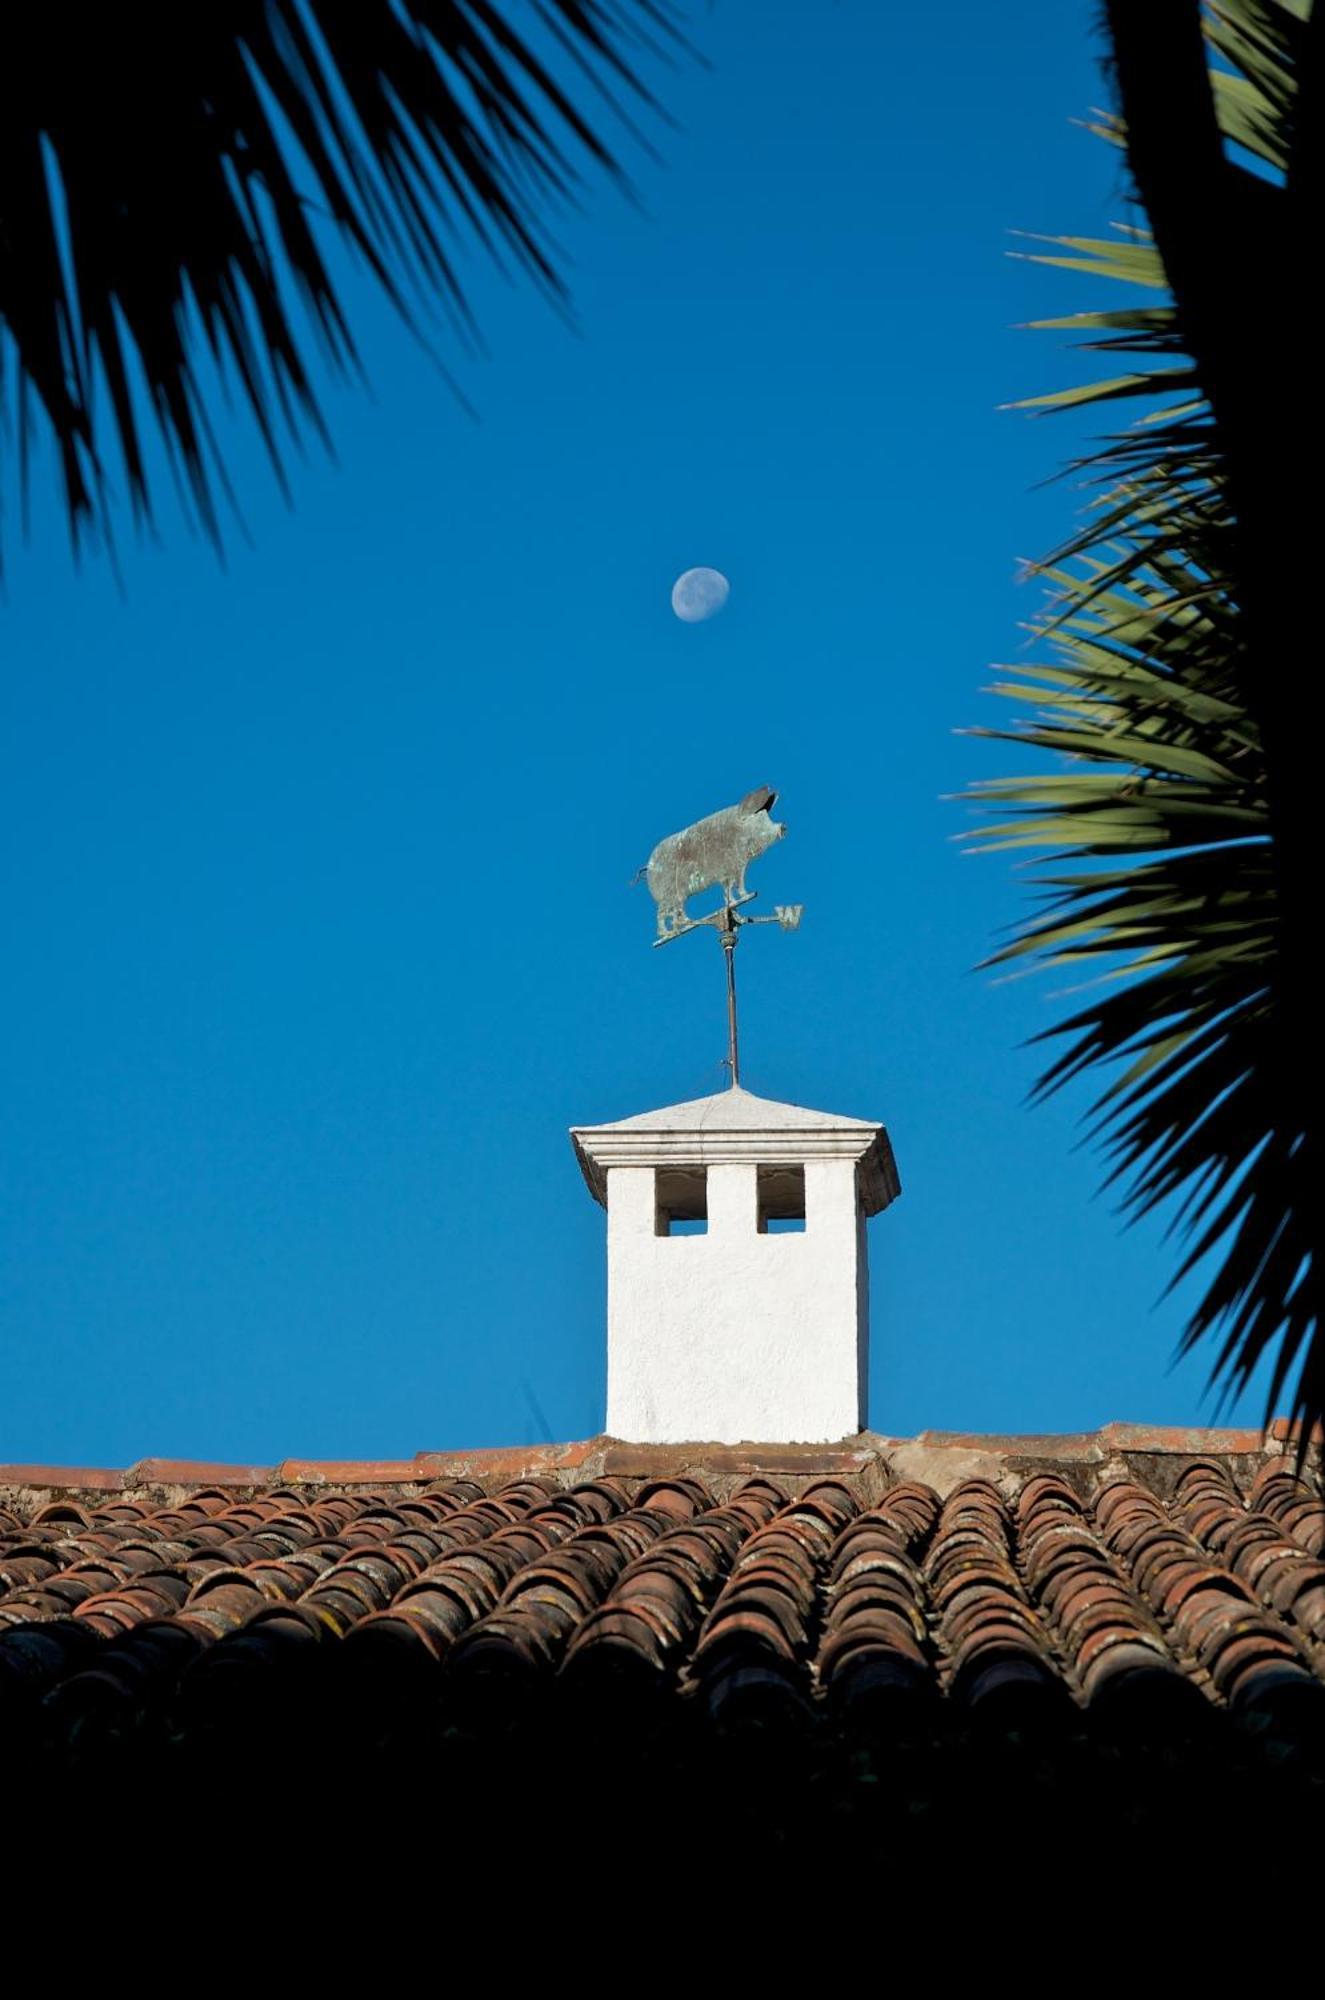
[740,785,777,815]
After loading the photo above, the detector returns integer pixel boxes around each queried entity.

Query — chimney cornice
[571,1090,899,1216]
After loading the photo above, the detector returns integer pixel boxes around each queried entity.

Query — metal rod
[720,906,740,1087]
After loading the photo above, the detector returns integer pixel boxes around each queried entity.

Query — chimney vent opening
[655,1166,708,1236]
[758,1163,806,1233]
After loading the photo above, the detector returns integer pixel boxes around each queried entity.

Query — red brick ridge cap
[906,1421,1307,1459]
[1,1418,1320,1496]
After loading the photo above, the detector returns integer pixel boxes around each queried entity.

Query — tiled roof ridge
[2,1418,1321,1500]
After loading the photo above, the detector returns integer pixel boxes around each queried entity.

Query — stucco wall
[605,1159,866,1443]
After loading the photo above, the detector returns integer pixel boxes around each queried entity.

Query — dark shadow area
[7,1620,1323,1917]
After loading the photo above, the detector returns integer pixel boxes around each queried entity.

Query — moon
[671,566,730,623]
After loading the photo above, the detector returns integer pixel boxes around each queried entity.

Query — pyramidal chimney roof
[571,1084,899,1215]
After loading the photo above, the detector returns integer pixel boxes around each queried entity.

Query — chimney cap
[570,1084,899,1217]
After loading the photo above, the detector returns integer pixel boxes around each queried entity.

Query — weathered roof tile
[3,1427,1322,1782]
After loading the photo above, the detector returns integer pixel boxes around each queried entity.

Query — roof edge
[2,1418,1320,1502]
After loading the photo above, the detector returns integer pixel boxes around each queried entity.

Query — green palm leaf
[0,4,681,555]
[967,0,1322,1444]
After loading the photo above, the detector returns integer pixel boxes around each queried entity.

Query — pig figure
[644,786,785,937]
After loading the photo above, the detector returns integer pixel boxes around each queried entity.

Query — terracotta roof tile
[126,1459,277,1487]
[0,1466,125,1492]
[3,1426,1323,1822]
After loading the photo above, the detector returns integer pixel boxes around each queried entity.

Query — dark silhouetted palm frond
[0,2,681,553]
[967,0,1322,1442]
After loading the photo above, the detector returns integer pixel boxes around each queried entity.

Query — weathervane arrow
[633,787,804,1087]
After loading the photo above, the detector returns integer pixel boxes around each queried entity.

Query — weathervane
[636,786,803,1087]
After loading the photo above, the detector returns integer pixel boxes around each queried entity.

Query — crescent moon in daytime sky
[671,566,730,623]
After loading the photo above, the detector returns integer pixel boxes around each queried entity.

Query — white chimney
[571,1085,899,1444]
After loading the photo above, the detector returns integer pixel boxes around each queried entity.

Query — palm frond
[967,0,1322,1443]
[0,2,682,554]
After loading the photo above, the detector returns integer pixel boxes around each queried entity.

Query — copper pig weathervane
[635,786,803,1087]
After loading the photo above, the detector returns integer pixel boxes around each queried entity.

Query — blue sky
[0,2,1273,1464]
